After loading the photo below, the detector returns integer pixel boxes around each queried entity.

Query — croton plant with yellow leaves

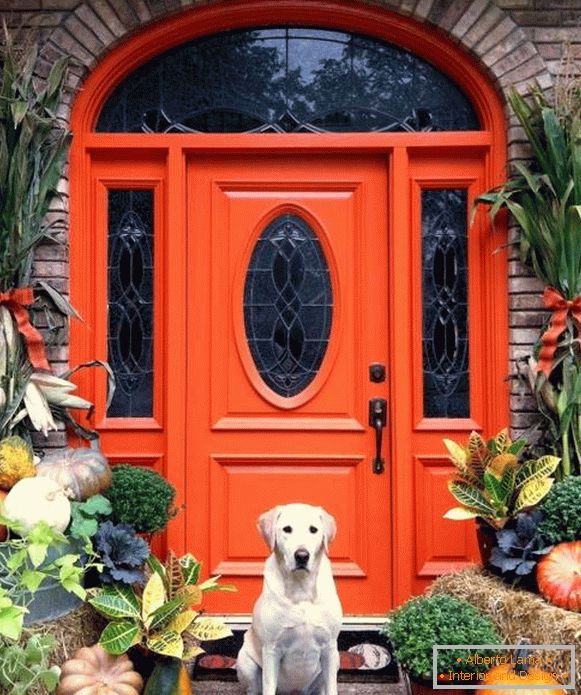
[88,551,236,660]
[443,429,560,529]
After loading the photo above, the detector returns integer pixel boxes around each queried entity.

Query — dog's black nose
[294,549,310,567]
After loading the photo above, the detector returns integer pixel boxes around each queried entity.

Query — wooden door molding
[185,153,391,613]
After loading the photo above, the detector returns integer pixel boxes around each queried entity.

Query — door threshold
[215,615,388,630]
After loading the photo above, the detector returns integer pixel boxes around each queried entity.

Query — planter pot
[0,537,84,624]
[21,577,82,624]
[143,657,193,695]
[405,671,475,695]
[475,518,497,567]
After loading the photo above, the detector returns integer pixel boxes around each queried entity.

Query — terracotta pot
[475,518,497,567]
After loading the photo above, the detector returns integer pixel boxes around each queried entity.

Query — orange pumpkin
[477,662,565,695]
[57,644,143,695]
[536,541,581,612]
[0,489,6,541]
[36,446,112,501]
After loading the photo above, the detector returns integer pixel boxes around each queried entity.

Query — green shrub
[539,476,581,543]
[104,465,177,534]
[382,595,501,681]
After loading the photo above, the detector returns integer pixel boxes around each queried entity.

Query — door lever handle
[369,398,387,474]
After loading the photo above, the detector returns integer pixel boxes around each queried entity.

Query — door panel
[186,154,391,613]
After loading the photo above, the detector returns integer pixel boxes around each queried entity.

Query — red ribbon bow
[536,287,581,377]
[0,287,50,371]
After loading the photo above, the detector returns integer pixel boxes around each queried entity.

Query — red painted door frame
[69,0,509,609]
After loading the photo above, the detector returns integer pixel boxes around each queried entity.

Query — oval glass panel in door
[243,213,333,398]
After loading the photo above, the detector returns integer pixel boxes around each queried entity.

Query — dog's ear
[319,507,337,552]
[257,506,280,551]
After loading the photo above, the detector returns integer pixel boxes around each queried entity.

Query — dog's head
[257,503,337,573]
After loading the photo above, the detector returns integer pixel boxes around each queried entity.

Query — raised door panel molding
[414,455,479,577]
[209,454,367,577]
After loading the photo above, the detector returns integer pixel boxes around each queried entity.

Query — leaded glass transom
[244,213,333,398]
[422,189,469,418]
[107,190,154,418]
[97,27,479,133]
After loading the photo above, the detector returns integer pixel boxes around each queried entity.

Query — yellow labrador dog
[237,503,343,695]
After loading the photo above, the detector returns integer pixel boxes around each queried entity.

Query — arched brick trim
[40,0,553,125]
[33,0,552,443]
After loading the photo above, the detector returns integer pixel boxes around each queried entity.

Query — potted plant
[487,509,552,591]
[0,514,96,694]
[442,429,560,564]
[88,551,237,694]
[475,72,581,478]
[538,475,581,544]
[0,481,108,626]
[0,515,92,625]
[103,464,179,538]
[382,594,501,694]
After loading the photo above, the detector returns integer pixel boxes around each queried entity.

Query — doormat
[192,629,399,683]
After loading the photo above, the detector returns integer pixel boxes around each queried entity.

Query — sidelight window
[421,189,469,418]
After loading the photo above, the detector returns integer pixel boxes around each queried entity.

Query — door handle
[369,398,387,474]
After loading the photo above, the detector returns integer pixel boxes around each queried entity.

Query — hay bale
[17,604,106,695]
[428,566,581,691]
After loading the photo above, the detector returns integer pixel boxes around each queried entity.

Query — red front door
[185,153,391,613]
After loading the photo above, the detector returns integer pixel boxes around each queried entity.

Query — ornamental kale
[489,510,552,580]
[95,521,150,586]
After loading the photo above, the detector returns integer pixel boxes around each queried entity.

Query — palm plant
[476,75,581,477]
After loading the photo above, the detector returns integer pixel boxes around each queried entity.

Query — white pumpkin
[4,476,71,533]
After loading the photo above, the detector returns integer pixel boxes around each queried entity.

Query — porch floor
[192,681,407,694]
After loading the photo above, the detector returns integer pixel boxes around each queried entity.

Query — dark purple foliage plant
[95,521,150,586]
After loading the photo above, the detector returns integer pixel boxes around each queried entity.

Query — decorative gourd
[536,541,581,611]
[37,446,112,501]
[477,662,565,694]
[143,658,192,695]
[4,476,71,534]
[0,435,36,490]
[57,644,143,695]
[0,489,7,541]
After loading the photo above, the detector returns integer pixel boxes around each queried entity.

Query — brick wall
[1,0,579,446]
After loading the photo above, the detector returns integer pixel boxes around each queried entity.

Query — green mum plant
[443,429,560,529]
[104,465,178,535]
[539,475,581,543]
[383,595,501,683]
[88,551,237,660]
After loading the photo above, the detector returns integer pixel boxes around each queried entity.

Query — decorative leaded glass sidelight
[244,214,333,398]
[97,27,479,134]
[422,189,469,418]
[107,190,154,417]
